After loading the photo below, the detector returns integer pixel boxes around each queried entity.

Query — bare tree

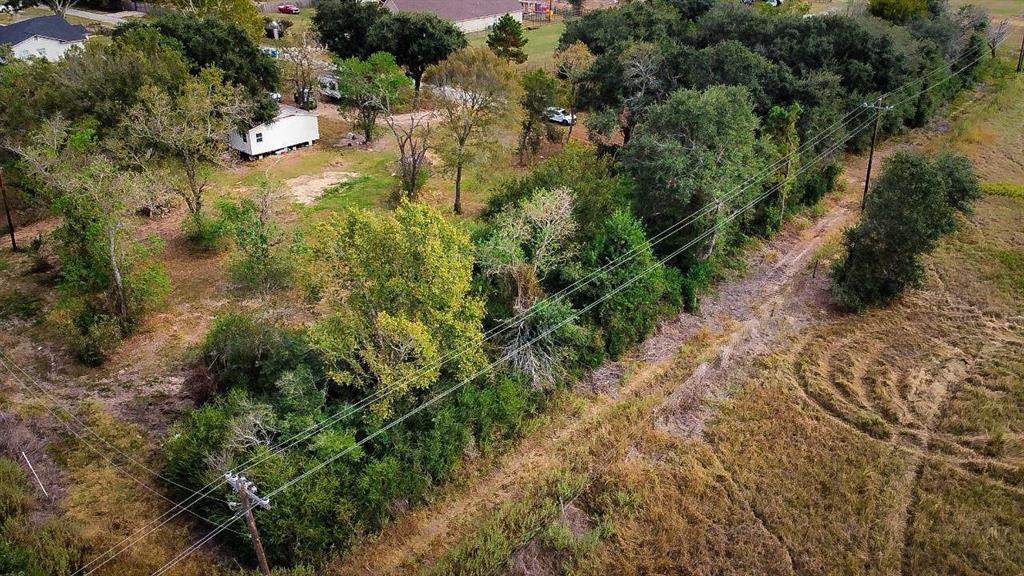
[384,111,433,201]
[478,188,577,388]
[555,41,595,144]
[38,0,77,17]
[280,29,332,109]
[987,18,1010,58]
[225,397,277,453]
[619,41,667,145]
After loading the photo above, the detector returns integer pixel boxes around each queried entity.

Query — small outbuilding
[229,105,320,159]
[0,15,87,62]
[382,0,523,33]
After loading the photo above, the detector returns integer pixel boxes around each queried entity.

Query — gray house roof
[0,15,87,46]
[383,0,523,22]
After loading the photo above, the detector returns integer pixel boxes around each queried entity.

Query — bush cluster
[831,151,980,310]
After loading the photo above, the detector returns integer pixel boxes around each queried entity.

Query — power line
[149,44,999,572]
[149,113,877,576]
[0,355,245,537]
[92,37,998,576]
[80,101,875,576]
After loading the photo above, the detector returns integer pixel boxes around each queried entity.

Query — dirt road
[330,144,897,575]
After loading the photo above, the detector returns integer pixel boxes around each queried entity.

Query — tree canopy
[366,11,467,91]
[334,52,412,143]
[487,13,529,64]
[306,201,486,415]
[831,150,978,310]
[313,0,390,60]
[116,13,280,123]
[620,85,763,266]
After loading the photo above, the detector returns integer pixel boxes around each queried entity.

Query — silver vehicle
[319,74,341,101]
[544,107,576,126]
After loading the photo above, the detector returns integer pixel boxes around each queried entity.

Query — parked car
[544,107,576,126]
[277,4,300,14]
[319,74,341,100]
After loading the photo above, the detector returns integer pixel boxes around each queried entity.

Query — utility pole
[225,473,272,576]
[861,98,893,211]
[0,170,17,252]
[1017,29,1024,73]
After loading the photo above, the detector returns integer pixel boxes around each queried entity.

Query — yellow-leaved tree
[306,201,486,416]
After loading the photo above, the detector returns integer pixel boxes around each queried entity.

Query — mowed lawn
[468,20,566,70]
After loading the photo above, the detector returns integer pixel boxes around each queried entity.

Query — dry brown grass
[416,62,1024,576]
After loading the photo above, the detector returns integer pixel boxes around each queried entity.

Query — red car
[277,4,300,14]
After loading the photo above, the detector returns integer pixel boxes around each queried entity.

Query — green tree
[426,46,522,214]
[574,210,677,358]
[517,69,561,164]
[54,27,190,131]
[830,151,972,310]
[313,0,390,60]
[755,103,801,234]
[334,52,412,144]
[124,67,252,223]
[15,121,170,363]
[116,13,280,123]
[367,11,467,92]
[620,86,762,267]
[156,0,264,39]
[306,201,485,415]
[869,0,928,24]
[488,143,631,243]
[486,13,529,64]
[218,177,292,292]
[554,41,595,143]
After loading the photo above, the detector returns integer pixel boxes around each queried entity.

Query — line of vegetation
[0,0,1004,572]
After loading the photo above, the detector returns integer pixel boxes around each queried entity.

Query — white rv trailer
[229,105,320,159]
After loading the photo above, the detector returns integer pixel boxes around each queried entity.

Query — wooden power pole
[225,473,272,576]
[1017,29,1024,74]
[861,98,893,211]
[0,170,16,252]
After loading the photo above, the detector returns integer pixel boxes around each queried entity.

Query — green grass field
[468,21,566,70]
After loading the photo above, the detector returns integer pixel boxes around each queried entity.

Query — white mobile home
[229,105,320,158]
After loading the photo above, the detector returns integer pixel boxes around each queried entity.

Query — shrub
[182,213,227,252]
[869,0,928,24]
[163,401,233,498]
[681,260,713,312]
[831,151,974,310]
[934,151,982,213]
[457,375,537,453]
[0,458,31,521]
[69,306,124,366]
[201,311,308,394]
[796,162,843,206]
[0,291,43,321]
[218,188,293,292]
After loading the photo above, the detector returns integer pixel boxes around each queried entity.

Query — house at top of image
[0,15,87,61]
[382,0,524,33]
